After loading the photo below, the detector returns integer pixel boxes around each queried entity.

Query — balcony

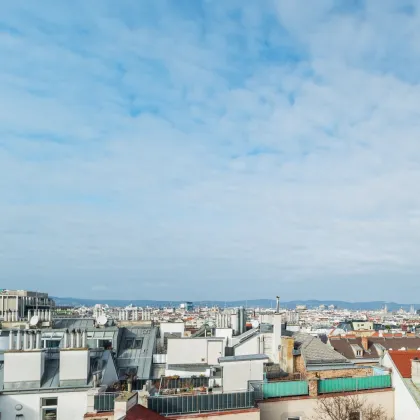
[318,375,392,394]
[248,375,391,400]
[93,392,119,412]
[148,391,255,416]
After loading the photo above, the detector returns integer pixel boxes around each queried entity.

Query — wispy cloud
[1,1,420,302]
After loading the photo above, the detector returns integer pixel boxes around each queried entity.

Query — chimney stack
[82,330,87,348]
[412,358,420,385]
[361,336,369,351]
[276,296,280,313]
[9,331,14,350]
[16,330,22,351]
[76,329,81,348]
[63,329,69,348]
[36,330,42,349]
[23,331,28,350]
[28,310,32,322]
[70,330,75,348]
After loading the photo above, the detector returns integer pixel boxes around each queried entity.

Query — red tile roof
[389,350,420,378]
[126,405,166,420]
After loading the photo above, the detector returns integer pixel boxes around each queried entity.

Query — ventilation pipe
[27,310,32,322]
[9,331,14,350]
[76,329,81,348]
[16,329,22,351]
[48,310,52,322]
[82,330,87,348]
[28,331,34,350]
[23,331,28,350]
[63,329,69,348]
[36,330,42,349]
[70,330,75,348]
[276,296,280,314]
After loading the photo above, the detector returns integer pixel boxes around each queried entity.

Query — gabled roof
[293,333,348,365]
[389,350,420,378]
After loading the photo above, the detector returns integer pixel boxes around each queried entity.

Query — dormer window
[356,350,363,357]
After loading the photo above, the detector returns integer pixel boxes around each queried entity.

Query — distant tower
[383,304,388,314]
[410,305,415,315]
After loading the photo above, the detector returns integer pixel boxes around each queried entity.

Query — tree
[312,394,392,420]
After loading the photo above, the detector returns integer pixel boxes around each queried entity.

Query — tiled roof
[329,336,420,360]
[293,333,348,365]
[126,404,166,420]
[389,350,420,378]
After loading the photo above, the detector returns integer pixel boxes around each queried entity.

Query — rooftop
[389,350,420,378]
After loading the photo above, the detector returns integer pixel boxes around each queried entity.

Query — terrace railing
[148,390,255,415]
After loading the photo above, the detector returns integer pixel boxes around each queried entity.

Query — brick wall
[305,367,373,380]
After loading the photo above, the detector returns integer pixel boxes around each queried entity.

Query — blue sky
[1,1,420,302]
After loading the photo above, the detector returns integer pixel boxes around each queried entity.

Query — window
[288,417,301,420]
[356,350,363,357]
[124,338,143,349]
[45,340,60,349]
[349,412,361,420]
[41,398,57,420]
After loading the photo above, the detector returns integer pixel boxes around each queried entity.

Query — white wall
[4,351,44,386]
[160,322,185,336]
[215,328,233,344]
[167,338,224,365]
[259,389,394,420]
[0,390,88,420]
[221,359,267,392]
[234,335,261,356]
[60,350,89,383]
[382,352,420,420]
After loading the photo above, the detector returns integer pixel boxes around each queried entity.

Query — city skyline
[2,1,420,301]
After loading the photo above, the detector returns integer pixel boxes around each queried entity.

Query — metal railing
[148,391,255,415]
[263,380,309,399]
[318,375,392,394]
[94,392,119,412]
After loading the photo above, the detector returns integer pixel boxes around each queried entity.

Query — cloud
[1,1,420,302]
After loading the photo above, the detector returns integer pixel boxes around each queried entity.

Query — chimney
[4,339,46,389]
[36,330,42,350]
[29,331,34,350]
[276,296,280,313]
[48,309,52,322]
[27,310,32,322]
[16,330,22,351]
[9,331,14,350]
[82,330,87,348]
[59,347,90,386]
[361,336,369,351]
[63,329,69,348]
[70,330,75,348]
[23,331,29,351]
[412,358,420,385]
[76,329,81,348]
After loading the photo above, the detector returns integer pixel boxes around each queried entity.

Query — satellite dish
[97,315,108,326]
[251,320,260,329]
[29,315,40,327]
